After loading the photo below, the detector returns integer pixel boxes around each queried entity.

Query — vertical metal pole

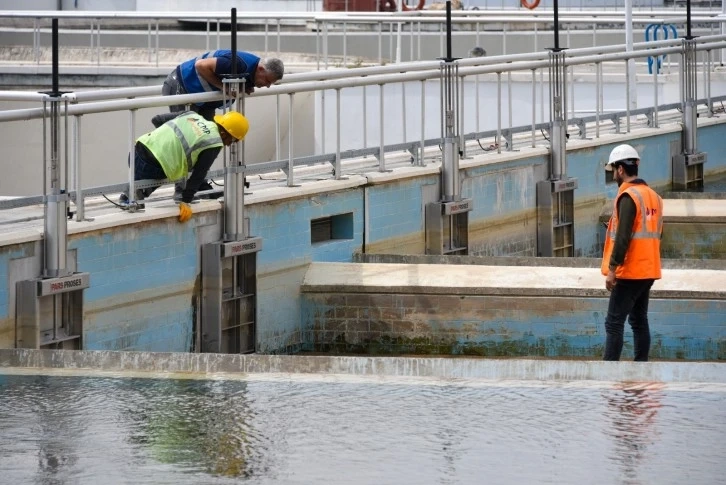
[684,38,698,154]
[155,20,159,67]
[475,72,480,136]
[363,86,368,150]
[323,22,329,70]
[343,22,348,65]
[95,20,101,67]
[44,17,69,279]
[379,84,386,172]
[596,62,602,138]
[321,91,326,154]
[128,109,137,205]
[288,93,295,186]
[420,79,426,166]
[73,115,85,222]
[706,50,712,116]
[34,18,40,64]
[652,61,659,128]
[316,22,320,71]
[264,20,269,56]
[549,49,567,180]
[507,71,513,150]
[417,21,422,61]
[497,72,502,154]
[459,74,465,158]
[335,88,342,180]
[531,69,536,148]
[147,22,152,63]
[625,60,631,133]
[402,82,407,144]
[275,95,281,161]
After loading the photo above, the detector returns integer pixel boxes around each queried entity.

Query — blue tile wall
[366,179,429,243]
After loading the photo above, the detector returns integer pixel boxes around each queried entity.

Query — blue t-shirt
[176,50,261,108]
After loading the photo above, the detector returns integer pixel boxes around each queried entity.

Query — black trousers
[603,278,655,362]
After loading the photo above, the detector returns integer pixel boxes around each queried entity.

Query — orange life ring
[401,0,426,11]
[521,0,540,9]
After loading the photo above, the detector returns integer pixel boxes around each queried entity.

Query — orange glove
[178,202,193,223]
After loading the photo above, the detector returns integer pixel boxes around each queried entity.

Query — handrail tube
[3,37,725,123]
[2,96,724,213]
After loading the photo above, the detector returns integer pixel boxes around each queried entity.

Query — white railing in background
[2,9,725,67]
[0,35,725,221]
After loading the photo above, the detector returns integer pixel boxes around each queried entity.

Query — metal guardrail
[0,35,725,217]
[2,9,725,66]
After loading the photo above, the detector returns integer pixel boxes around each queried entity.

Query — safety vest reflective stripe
[600,181,663,279]
[168,122,222,170]
[138,112,223,181]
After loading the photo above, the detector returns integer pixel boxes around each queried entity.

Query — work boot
[118,192,145,210]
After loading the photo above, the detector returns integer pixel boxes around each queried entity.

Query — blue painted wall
[2,122,726,353]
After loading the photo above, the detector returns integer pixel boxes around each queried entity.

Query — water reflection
[603,382,664,485]
[1,373,724,485]
[119,378,264,478]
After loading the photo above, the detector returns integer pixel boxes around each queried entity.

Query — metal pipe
[497,72,502,154]
[420,79,425,166]
[73,115,85,222]
[275,95,281,161]
[379,84,385,172]
[288,93,295,187]
[531,69,536,148]
[335,88,341,180]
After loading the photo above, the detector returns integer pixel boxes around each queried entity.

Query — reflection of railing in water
[0,35,725,221]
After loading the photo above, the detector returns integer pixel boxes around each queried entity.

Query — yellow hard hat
[214,111,249,141]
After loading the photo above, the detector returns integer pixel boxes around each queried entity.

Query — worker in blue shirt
[151,51,283,199]
[153,50,284,124]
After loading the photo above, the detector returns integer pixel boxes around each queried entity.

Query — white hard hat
[605,144,640,171]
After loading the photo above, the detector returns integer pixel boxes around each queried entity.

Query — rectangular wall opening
[311,213,354,243]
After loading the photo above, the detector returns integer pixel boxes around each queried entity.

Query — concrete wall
[2,118,726,354]
[301,291,725,360]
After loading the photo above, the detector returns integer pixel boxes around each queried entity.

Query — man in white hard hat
[601,144,664,361]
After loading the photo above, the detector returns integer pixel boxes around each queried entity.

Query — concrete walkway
[301,261,726,299]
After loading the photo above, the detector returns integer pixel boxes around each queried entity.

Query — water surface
[0,372,724,484]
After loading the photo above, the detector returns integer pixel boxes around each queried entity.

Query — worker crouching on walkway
[120,111,249,222]
[601,144,664,361]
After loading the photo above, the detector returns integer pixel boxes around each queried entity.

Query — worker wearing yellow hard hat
[119,110,249,222]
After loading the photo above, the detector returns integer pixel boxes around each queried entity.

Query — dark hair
[616,162,638,177]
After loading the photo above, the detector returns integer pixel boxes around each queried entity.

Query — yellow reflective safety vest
[137,112,223,181]
[601,181,663,279]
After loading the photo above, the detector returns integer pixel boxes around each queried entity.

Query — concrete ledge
[354,253,726,270]
[301,261,726,299]
[0,349,724,383]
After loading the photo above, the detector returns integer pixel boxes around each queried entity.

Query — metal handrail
[1,37,725,216]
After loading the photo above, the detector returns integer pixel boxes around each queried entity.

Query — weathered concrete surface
[301,262,726,299]
[354,253,726,270]
[1,348,724,383]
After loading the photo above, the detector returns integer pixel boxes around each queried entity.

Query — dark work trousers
[603,278,655,362]
[161,70,216,120]
[122,147,165,201]
[159,70,216,194]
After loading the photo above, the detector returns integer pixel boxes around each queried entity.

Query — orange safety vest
[601,181,663,279]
